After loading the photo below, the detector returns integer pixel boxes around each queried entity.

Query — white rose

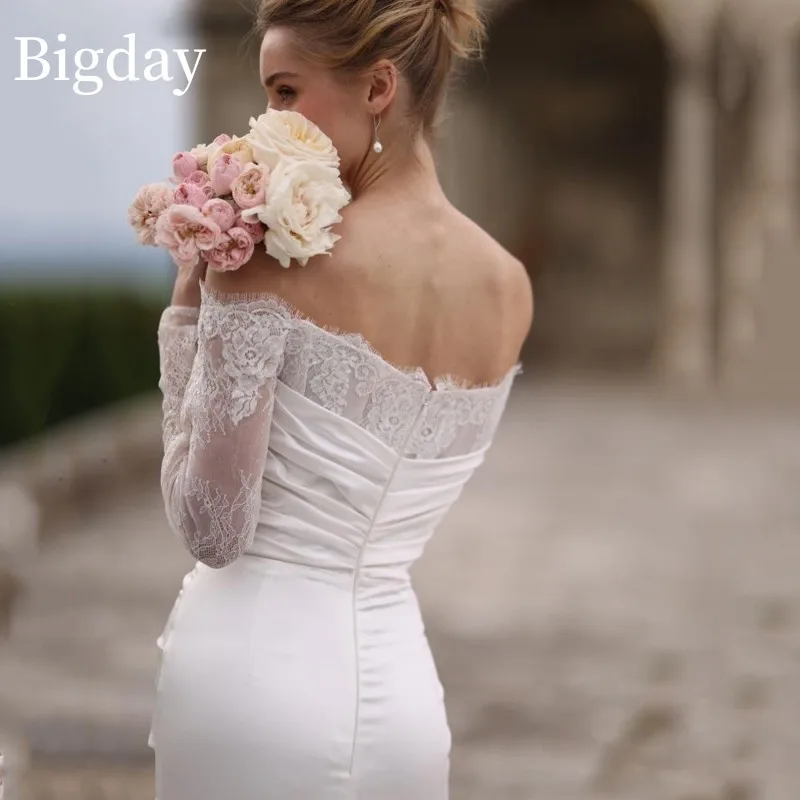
[207,136,255,172]
[247,110,339,170]
[242,159,350,268]
[200,140,225,168]
[189,143,210,168]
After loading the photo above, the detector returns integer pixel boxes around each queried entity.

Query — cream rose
[247,110,339,170]
[241,159,350,268]
[207,136,255,172]
[127,182,174,246]
[189,143,211,168]
[187,135,228,168]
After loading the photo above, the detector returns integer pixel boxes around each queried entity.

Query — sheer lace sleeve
[157,289,289,568]
[158,306,200,447]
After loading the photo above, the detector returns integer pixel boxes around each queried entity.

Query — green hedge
[0,289,167,448]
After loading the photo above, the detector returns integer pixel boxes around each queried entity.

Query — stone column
[643,0,725,386]
[718,40,798,383]
[755,40,798,248]
[717,1,800,396]
[654,47,718,384]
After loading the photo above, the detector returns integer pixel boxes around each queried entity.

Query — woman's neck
[347,132,446,205]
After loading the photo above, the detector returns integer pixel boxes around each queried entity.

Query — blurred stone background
[1,0,799,798]
[194,0,800,399]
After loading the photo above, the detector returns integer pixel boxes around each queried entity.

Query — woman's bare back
[205,192,533,388]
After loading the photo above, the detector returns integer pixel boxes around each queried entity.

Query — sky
[1,0,201,287]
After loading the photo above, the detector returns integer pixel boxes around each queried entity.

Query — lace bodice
[158,282,520,568]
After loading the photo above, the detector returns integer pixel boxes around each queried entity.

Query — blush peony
[205,227,256,273]
[155,205,223,269]
[127,183,174,246]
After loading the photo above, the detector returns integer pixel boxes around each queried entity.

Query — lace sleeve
[158,306,200,447]
[157,290,288,568]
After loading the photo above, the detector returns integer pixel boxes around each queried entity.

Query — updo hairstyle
[255,0,486,129]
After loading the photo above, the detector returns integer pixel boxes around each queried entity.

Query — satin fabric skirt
[151,556,451,799]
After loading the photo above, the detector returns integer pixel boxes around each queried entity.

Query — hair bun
[435,0,485,59]
[256,0,486,129]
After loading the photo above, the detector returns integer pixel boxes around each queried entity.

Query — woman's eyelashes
[274,85,296,106]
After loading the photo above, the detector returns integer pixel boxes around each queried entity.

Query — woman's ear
[366,60,397,116]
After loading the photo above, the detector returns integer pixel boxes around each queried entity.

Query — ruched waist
[246,383,488,575]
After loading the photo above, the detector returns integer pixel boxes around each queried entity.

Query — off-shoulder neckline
[199,281,522,395]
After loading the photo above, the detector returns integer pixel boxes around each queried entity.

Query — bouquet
[128,110,351,270]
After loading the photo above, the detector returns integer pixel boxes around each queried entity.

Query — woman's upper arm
[159,276,290,567]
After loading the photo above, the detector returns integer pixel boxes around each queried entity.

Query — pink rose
[173,181,212,209]
[155,210,200,268]
[185,170,211,187]
[170,239,202,270]
[155,205,223,269]
[172,151,199,181]
[202,198,236,232]
[213,134,232,145]
[206,227,255,272]
[128,182,174,246]
[158,217,201,269]
[209,153,245,196]
[231,164,269,209]
[234,211,265,244]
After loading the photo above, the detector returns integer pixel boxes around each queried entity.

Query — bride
[150,0,533,796]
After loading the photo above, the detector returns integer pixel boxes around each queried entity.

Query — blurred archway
[438,0,669,374]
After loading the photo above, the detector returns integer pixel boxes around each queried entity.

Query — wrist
[161,305,200,328]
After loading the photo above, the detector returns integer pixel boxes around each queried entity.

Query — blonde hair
[255,0,485,129]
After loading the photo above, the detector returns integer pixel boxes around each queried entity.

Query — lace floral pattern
[158,307,199,445]
[190,286,518,458]
[158,296,288,568]
[185,472,261,565]
[157,283,519,566]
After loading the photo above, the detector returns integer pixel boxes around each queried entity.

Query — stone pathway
[2,380,800,799]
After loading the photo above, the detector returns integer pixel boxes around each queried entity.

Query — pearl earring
[372,115,383,154]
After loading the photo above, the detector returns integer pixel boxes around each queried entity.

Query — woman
[151,0,533,796]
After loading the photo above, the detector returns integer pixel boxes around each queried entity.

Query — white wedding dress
[150,283,520,799]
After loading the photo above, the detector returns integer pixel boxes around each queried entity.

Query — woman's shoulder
[450,208,535,338]
[203,199,533,343]
[202,200,369,298]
